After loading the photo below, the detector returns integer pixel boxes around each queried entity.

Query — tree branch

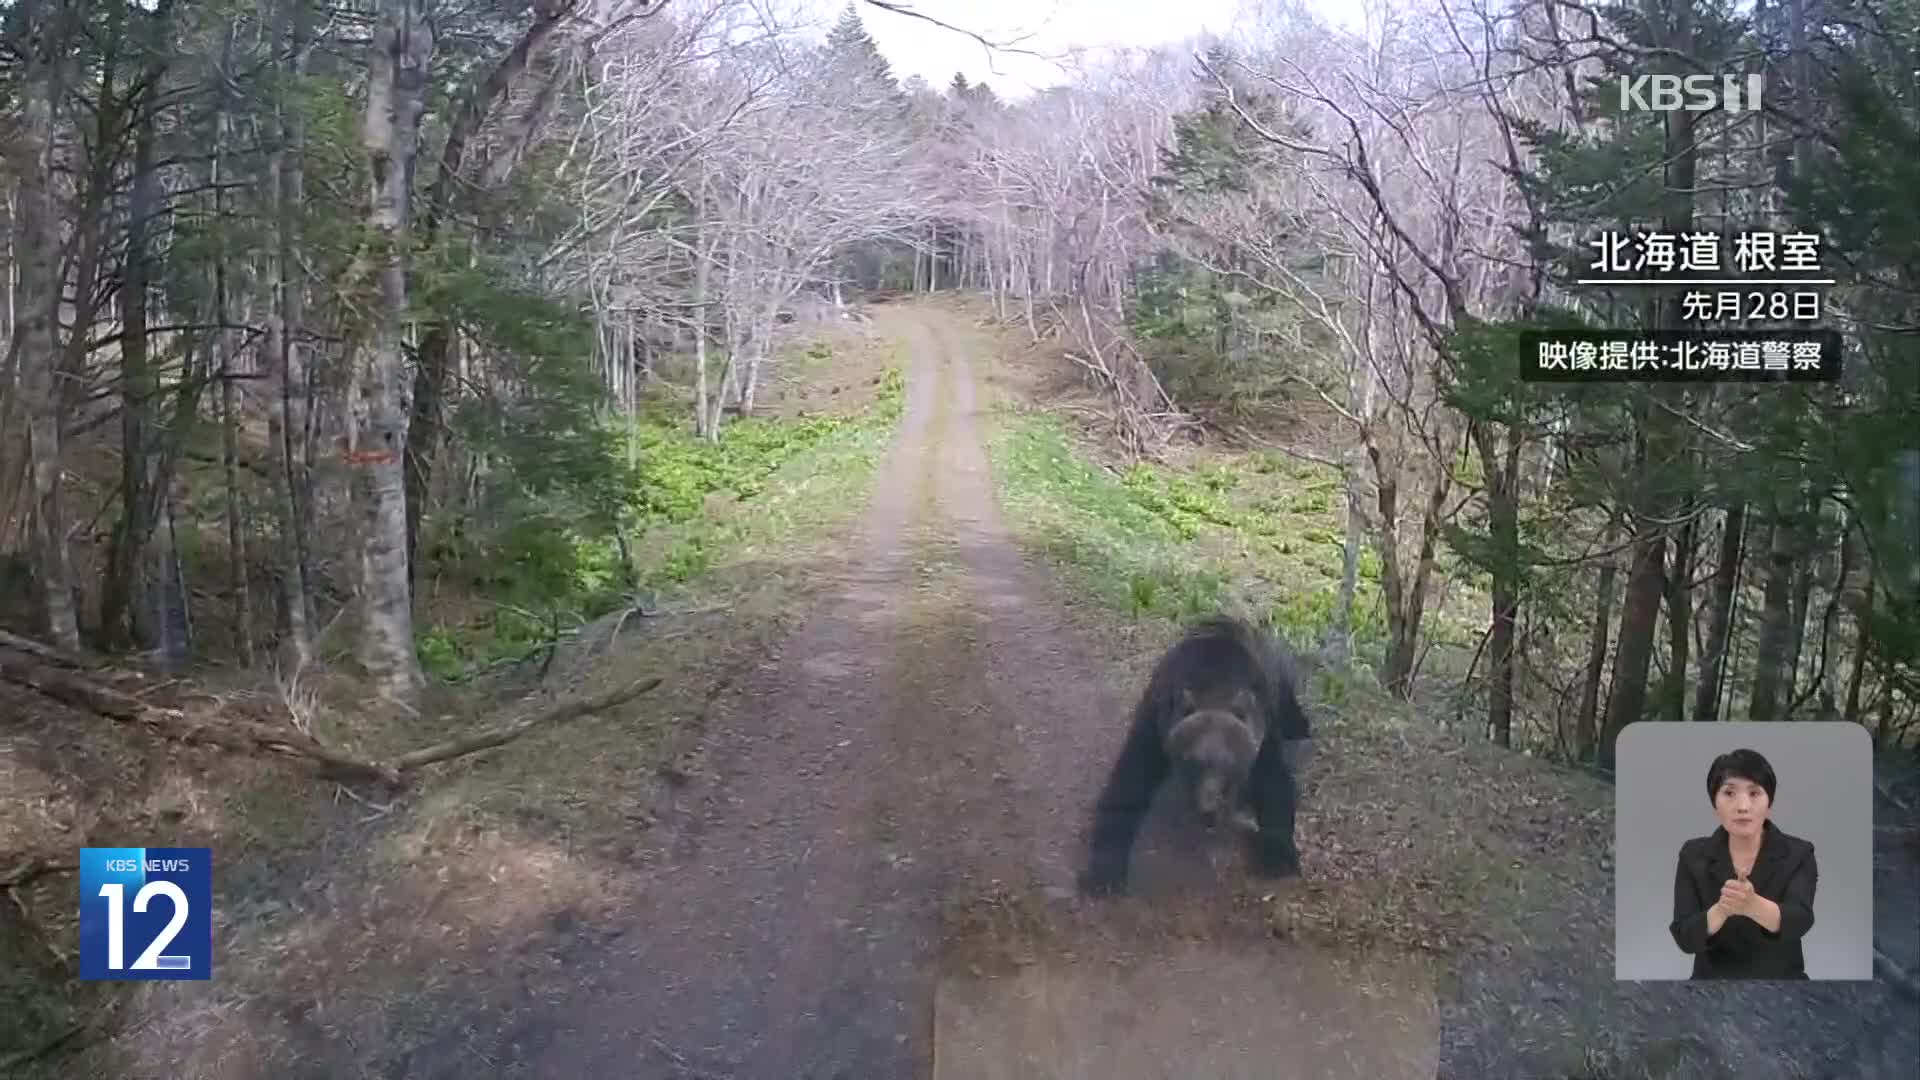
[859,1,1053,71]
[0,637,662,789]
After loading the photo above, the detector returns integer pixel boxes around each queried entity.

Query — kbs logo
[79,847,212,980]
[1618,74,1764,114]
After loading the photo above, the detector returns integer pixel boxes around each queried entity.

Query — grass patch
[416,363,905,680]
[632,366,904,591]
[406,357,908,849]
[986,409,1389,655]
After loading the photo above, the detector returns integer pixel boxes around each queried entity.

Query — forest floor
[3,297,1916,1079]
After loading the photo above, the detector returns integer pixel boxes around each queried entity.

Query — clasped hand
[1715,869,1761,919]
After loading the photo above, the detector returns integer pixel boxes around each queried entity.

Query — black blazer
[1669,821,1817,980]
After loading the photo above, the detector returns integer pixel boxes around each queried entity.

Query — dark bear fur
[1078,614,1313,896]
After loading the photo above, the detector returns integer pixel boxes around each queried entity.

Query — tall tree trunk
[693,191,714,438]
[153,491,189,664]
[1662,515,1695,722]
[1748,510,1797,723]
[405,321,450,594]
[213,28,252,668]
[1366,439,1411,694]
[351,0,432,699]
[222,375,253,666]
[266,0,313,670]
[740,304,770,417]
[13,0,78,652]
[1473,423,1522,747]
[1693,500,1745,722]
[1603,526,1667,760]
[1577,555,1617,761]
[1781,502,1819,711]
[708,333,740,440]
[1802,512,1852,718]
[102,82,164,650]
[1211,270,1230,361]
[1,185,22,539]
[100,0,179,647]
[1364,429,1451,700]
[1327,360,1378,659]
[1602,410,1670,765]
[1330,459,1366,657]
[741,348,763,417]
[1389,475,1450,696]
[286,9,317,636]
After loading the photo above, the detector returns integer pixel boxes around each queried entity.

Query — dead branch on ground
[388,677,662,772]
[0,635,661,790]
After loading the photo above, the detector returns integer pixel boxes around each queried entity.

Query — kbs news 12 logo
[79,847,212,980]
[1618,73,1764,114]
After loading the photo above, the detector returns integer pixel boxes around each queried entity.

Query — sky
[849,0,1363,101]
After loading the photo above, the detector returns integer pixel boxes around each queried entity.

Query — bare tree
[1197,0,1534,699]
[348,0,434,698]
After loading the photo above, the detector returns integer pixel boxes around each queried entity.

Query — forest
[2,0,1914,754]
[1,0,1917,1074]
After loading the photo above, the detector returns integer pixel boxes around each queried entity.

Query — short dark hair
[1706,748,1777,804]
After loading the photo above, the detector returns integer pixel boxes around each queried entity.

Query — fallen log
[0,635,662,789]
[389,677,663,773]
[0,629,88,669]
[0,646,402,782]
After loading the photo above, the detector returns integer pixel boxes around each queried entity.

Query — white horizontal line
[1574,278,1836,286]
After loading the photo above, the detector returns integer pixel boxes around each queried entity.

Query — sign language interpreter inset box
[1614,722,1872,981]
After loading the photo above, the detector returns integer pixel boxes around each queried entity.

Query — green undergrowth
[416,364,906,680]
[986,408,1391,658]
[397,357,908,866]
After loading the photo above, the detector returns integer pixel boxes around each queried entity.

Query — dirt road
[389,309,1132,1077]
[384,308,1440,1080]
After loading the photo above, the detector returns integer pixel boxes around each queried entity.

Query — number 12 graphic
[79,847,212,980]
[97,880,193,970]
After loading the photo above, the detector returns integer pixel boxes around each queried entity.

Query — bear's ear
[1180,687,1197,712]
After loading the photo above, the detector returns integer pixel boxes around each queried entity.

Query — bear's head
[1166,688,1260,829]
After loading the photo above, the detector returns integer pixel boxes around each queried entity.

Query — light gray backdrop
[1614,721,1873,980]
